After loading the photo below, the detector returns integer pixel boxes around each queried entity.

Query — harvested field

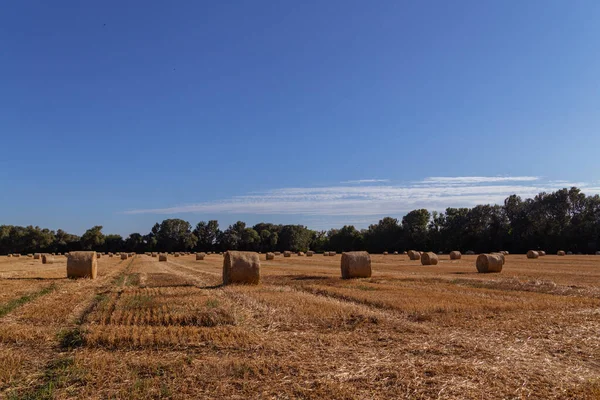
[1,253,599,399]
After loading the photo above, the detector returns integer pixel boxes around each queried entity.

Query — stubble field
[0,253,599,399]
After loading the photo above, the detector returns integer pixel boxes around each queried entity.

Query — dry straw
[34,253,40,260]
[223,251,260,285]
[557,250,566,256]
[421,252,439,265]
[341,251,372,279]
[266,252,275,260]
[306,251,314,257]
[476,254,503,273]
[449,251,462,260]
[67,251,97,279]
[159,254,167,262]
[527,250,539,259]
[284,251,291,257]
[196,253,206,260]
[121,254,127,260]
[42,254,54,264]
[407,250,421,260]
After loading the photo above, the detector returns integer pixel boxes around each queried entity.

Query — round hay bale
[306,251,314,257]
[341,251,372,279]
[67,251,97,279]
[27,254,33,258]
[151,253,157,257]
[196,253,206,261]
[7,254,12,258]
[407,250,421,261]
[97,253,102,259]
[174,253,180,258]
[527,250,539,259]
[402,251,407,255]
[34,253,41,260]
[274,252,281,256]
[223,251,260,285]
[42,254,54,264]
[383,251,388,255]
[538,250,546,256]
[297,251,305,256]
[476,254,503,273]
[329,251,337,256]
[109,254,114,258]
[15,254,21,258]
[159,254,167,262]
[393,251,398,255]
[120,253,127,260]
[449,251,462,260]
[557,250,566,256]
[491,252,506,265]
[266,252,275,260]
[421,252,439,265]
[284,251,291,258]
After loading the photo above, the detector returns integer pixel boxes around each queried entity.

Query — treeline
[2,187,599,255]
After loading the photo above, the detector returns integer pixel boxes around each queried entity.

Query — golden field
[0,253,599,399]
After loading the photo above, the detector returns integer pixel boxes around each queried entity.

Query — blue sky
[2,1,600,236]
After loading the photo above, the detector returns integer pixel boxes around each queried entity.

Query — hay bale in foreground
[67,251,97,279]
[306,251,314,257]
[34,253,41,260]
[223,251,260,285]
[196,253,206,260]
[121,253,127,260]
[284,251,291,257]
[476,254,503,273]
[341,251,372,279]
[557,250,566,256]
[450,251,461,260]
[266,252,275,260]
[421,252,439,265]
[42,254,54,264]
[159,254,167,262]
[407,250,421,260]
[527,250,539,259]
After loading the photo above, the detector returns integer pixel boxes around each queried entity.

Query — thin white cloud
[123,176,591,217]
[421,176,540,184]
[340,179,390,184]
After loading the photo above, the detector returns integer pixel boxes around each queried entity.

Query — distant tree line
[1,187,599,255]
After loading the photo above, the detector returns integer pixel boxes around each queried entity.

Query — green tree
[155,219,197,252]
[81,226,105,251]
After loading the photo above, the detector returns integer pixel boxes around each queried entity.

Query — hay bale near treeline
[476,254,503,273]
[307,251,314,257]
[539,251,546,256]
[196,253,206,260]
[42,254,54,264]
[284,251,291,258]
[97,253,102,259]
[329,251,337,256]
[121,253,127,260]
[67,251,97,279]
[449,251,461,260]
[297,251,305,256]
[383,251,388,255]
[491,252,506,265]
[266,252,275,260]
[34,253,41,260]
[223,251,260,285]
[421,252,439,265]
[527,250,539,259]
[159,254,167,262]
[341,251,372,279]
[407,250,421,260]
[393,251,398,255]
[557,250,566,256]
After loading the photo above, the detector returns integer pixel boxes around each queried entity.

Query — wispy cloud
[421,176,540,184]
[123,176,595,217]
[340,179,390,184]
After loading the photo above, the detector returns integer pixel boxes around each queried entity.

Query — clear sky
[2,1,600,236]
